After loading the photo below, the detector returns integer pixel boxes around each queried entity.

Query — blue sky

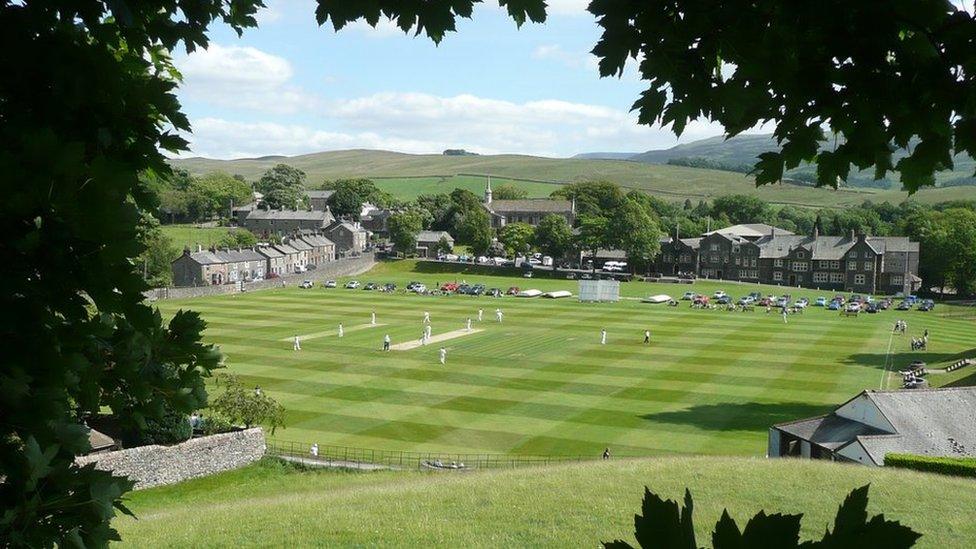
[174,0,727,159]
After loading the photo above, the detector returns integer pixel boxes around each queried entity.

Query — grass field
[160,224,240,250]
[153,260,976,458]
[371,174,560,200]
[170,149,976,207]
[116,456,976,547]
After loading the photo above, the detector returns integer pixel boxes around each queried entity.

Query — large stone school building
[654,223,921,295]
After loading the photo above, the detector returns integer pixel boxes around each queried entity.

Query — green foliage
[387,209,426,255]
[1,0,254,543]
[416,193,455,231]
[575,215,612,265]
[136,213,177,287]
[458,207,493,256]
[498,222,535,255]
[533,214,574,263]
[151,170,252,222]
[551,180,627,219]
[493,183,529,200]
[256,164,308,210]
[324,178,394,219]
[209,375,286,435]
[710,195,772,226]
[617,200,662,272]
[885,454,976,478]
[667,157,753,174]
[604,485,921,548]
[217,230,258,249]
[128,406,192,446]
[435,236,454,255]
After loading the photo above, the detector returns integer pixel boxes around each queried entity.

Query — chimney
[849,229,855,241]
[770,227,775,238]
[812,225,819,239]
[196,243,203,253]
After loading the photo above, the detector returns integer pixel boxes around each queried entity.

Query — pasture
[154,261,976,457]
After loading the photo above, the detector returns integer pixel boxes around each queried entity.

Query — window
[710,254,719,263]
[891,275,904,285]
[732,245,740,253]
[854,274,866,285]
[680,254,690,262]
[818,260,829,269]
[848,261,856,271]
[751,258,757,267]
[774,259,784,267]
[710,243,719,251]
[830,260,840,270]
[793,261,809,272]
[664,254,673,263]
[796,251,805,259]
[773,271,783,281]
[734,256,741,265]
[864,261,873,271]
[830,273,845,283]
[742,269,759,279]
[813,272,829,283]
[849,251,858,259]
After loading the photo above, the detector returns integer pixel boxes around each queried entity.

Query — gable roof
[485,199,573,214]
[214,249,264,263]
[417,230,453,243]
[305,190,335,200]
[327,220,366,233]
[704,223,793,239]
[256,246,284,259]
[299,234,335,248]
[284,238,312,251]
[273,244,299,255]
[245,209,332,222]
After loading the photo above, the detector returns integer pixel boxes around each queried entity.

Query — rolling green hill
[168,149,976,208]
[116,456,976,547]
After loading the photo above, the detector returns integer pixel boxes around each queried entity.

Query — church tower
[484,176,493,205]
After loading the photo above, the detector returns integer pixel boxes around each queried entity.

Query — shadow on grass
[641,401,833,432]
[844,349,976,370]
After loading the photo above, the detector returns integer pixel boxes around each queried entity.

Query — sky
[172,0,730,160]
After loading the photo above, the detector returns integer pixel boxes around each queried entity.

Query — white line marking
[280,323,386,342]
[880,329,896,390]
[390,328,484,351]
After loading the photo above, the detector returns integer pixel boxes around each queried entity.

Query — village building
[305,190,335,212]
[768,387,976,466]
[242,208,335,237]
[654,224,921,294]
[324,220,368,255]
[256,245,287,277]
[415,230,454,258]
[297,232,337,267]
[360,208,394,235]
[272,242,306,273]
[171,246,266,286]
[481,179,575,228]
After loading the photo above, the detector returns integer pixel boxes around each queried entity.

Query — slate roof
[181,250,225,265]
[774,387,976,465]
[327,221,366,233]
[679,237,702,250]
[256,246,284,259]
[754,234,920,260]
[284,238,313,252]
[273,244,300,255]
[305,190,335,200]
[245,209,333,222]
[417,230,454,243]
[704,223,793,239]
[485,199,573,214]
[299,234,335,248]
[87,428,116,452]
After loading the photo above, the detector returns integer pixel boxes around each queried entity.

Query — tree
[458,207,493,256]
[551,180,626,220]
[325,178,390,220]
[492,183,528,200]
[217,230,258,249]
[617,201,662,274]
[136,214,177,288]
[387,209,425,256]
[209,375,285,435]
[603,484,920,548]
[533,214,574,267]
[416,193,454,231]
[192,171,253,219]
[256,164,307,210]
[435,236,454,256]
[575,215,612,271]
[498,222,535,256]
[710,195,771,226]
[1,1,250,543]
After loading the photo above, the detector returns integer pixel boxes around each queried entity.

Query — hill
[169,149,976,208]
[116,456,976,547]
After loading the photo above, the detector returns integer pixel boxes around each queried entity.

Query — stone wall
[76,428,266,490]
[148,252,376,300]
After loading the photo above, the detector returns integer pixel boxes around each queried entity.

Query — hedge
[885,453,976,478]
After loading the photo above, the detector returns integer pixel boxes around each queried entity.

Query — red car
[440,283,459,292]
[506,286,520,296]
[693,295,710,305]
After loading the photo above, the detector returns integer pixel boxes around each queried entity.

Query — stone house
[481,180,575,228]
[171,246,264,287]
[298,232,337,268]
[271,243,305,274]
[242,208,335,237]
[325,220,368,255]
[256,245,287,277]
[305,190,335,212]
[414,230,454,258]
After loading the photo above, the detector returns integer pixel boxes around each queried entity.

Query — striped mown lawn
[155,261,976,457]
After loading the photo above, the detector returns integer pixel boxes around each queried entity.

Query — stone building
[325,220,368,255]
[415,230,454,258]
[242,208,335,237]
[654,224,921,294]
[171,246,266,287]
[481,179,575,228]
[297,232,337,268]
[305,190,335,212]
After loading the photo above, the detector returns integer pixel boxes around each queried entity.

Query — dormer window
[796,251,805,259]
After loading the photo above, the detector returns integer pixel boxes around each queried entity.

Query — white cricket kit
[338,324,344,337]
[478,309,483,321]
[371,312,376,325]
[293,337,301,351]
[496,310,503,322]
[424,312,430,323]
[439,349,446,364]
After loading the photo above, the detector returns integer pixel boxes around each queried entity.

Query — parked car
[896,301,912,311]
[363,282,377,290]
[814,296,827,307]
[748,291,763,300]
[878,299,892,310]
[832,295,846,305]
[713,290,728,299]
[828,300,842,311]
[410,284,427,293]
[775,296,790,307]
[471,284,486,295]
[918,299,935,312]
[323,280,337,288]
[345,280,360,289]
[866,302,880,313]
[845,302,861,312]
[738,296,755,305]
[759,297,773,307]
[383,283,397,292]
[566,272,577,280]
[580,273,594,280]
[716,295,732,305]
[486,288,501,297]
[441,282,459,292]
[693,295,710,305]
[506,286,520,296]
[682,291,696,300]
[406,281,423,291]
[795,298,809,308]
[299,280,313,289]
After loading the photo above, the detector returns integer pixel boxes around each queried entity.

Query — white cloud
[545,0,591,16]
[532,44,599,71]
[177,92,728,159]
[175,44,319,114]
[346,18,407,38]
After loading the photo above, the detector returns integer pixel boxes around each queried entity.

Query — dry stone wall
[76,428,266,490]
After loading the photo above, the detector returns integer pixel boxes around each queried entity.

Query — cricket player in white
[423,311,430,324]
[466,318,472,331]
[425,324,432,339]
[371,311,376,325]
[439,347,447,365]
[383,333,391,351]
[495,308,503,322]
[478,308,483,322]
[293,335,301,351]
[600,328,607,345]
[338,323,344,337]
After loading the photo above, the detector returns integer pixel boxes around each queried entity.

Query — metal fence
[266,439,598,471]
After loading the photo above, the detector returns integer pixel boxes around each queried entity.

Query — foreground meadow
[154,260,976,457]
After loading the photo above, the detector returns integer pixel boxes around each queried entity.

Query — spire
[484,176,492,205]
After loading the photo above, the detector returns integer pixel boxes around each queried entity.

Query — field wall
[76,428,266,490]
[147,252,376,300]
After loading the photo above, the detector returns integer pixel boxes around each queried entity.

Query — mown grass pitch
[155,261,976,457]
